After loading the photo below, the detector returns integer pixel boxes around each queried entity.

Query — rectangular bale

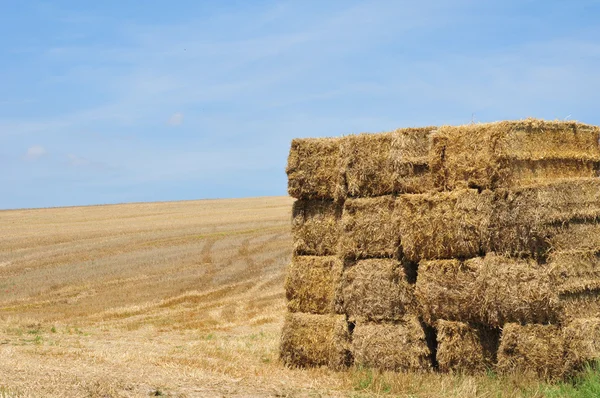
[431,119,600,190]
[340,196,399,260]
[340,132,395,198]
[497,323,568,379]
[563,318,600,366]
[340,259,416,322]
[285,256,343,315]
[436,320,500,374]
[280,312,350,369]
[391,127,437,194]
[340,127,436,198]
[476,254,558,326]
[549,223,600,253]
[351,316,432,371]
[490,179,600,258]
[552,250,600,322]
[416,254,559,326]
[286,137,343,200]
[559,290,600,321]
[415,259,481,325]
[396,189,493,262]
[292,200,342,256]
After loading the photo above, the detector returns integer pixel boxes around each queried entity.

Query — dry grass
[0,197,583,397]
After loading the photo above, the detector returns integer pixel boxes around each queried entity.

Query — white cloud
[24,145,46,160]
[168,112,184,126]
[67,153,90,167]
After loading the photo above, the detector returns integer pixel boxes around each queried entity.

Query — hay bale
[558,290,600,321]
[490,179,600,257]
[497,323,568,379]
[339,127,436,198]
[416,254,559,326]
[436,320,500,374]
[431,119,600,190]
[351,316,432,371]
[340,132,395,198]
[285,256,343,314]
[340,259,416,322]
[549,250,600,318]
[563,318,600,367]
[391,127,437,194]
[292,200,342,256]
[340,196,399,260]
[286,137,343,200]
[550,223,600,253]
[476,254,558,326]
[415,259,481,325]
[280,312,350,369]
[549,250,600,291]
[396,189,492,262]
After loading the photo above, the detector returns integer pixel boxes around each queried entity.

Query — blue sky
[2,1,599,209]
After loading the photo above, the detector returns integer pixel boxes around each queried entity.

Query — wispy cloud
[167,112,184,126]
[1,1,599,208]
[24,145,46,161]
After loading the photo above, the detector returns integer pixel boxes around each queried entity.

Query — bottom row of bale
[280,312,600,379]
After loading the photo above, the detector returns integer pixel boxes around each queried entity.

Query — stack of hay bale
[281,119,600,379]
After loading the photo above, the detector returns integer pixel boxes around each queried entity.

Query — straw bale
[431,119,600,190]
[340,196,399,260]
[549,223,600,253]
[286,137,343,200]
[497,323,568,379]
[396,189,492,262]
[416,254,559,326]
[436,320,499,374]
[285,256,343,314]
[415,259,481,325]
[391,127,437,194]
[559,291,600,321]
[351,316,432,371]
[280,312,350,369]
[340,132,395,198]
[490,179,600,257]
[339,127,436,198]
[547,249,600,320]
[563,318,600,367]
[292,200,342,256]
[477,254,558,326]
[549,250,600,293]
[340,259,416,322]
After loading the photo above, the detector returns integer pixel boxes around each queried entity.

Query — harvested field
[292,199,342,256]
[351,317,431,372]
[285,255,343,314]
[339,196,399,260]
[396,189,492,261]
[436,320,499,374]
[431,119,600,190]
[1,196,597,396]
[340,258,416,322]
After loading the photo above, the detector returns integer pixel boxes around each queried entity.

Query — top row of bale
[286,119,600,200]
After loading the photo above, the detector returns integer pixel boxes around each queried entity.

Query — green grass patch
[543,362,600,398]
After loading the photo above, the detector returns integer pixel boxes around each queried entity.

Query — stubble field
[0,197,590,397]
